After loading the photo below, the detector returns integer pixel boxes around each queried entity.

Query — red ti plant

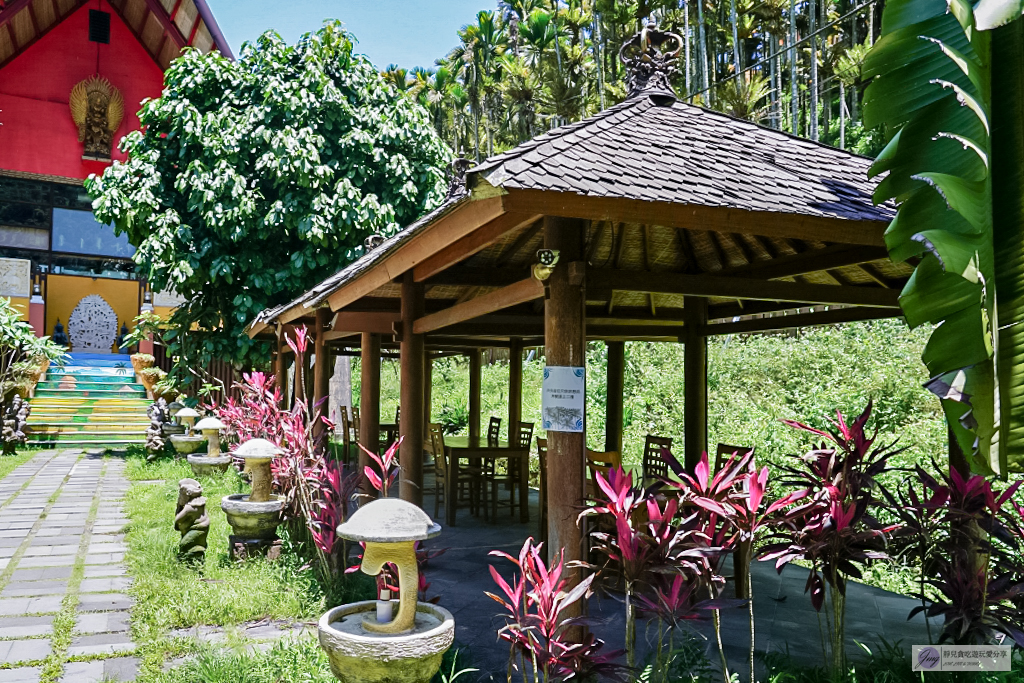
[359,437,401,499]
[887,463,1024,646]
[487,538,626,683]
[761,402,900,672]
[216,326,358,582]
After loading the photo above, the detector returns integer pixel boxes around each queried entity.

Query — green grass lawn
[122,450,327,680]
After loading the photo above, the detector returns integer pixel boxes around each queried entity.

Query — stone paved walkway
[0,450,137,683]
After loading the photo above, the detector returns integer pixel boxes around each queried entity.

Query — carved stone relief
[68,294,118,353]
[152,289,186,308]
[0,258,30,298]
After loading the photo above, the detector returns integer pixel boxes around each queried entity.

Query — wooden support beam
[413,278,544,334]
[468,349,482,440]
[703,306,899,335]
[683,297,708,471]
[327,311,401,336]
[508,338,523,440]
[543,216,587,581]
[589,268,901,307]
[605,341,625,454]
[324,196,505,314]
[413,212,539,282]
[359,333,381,501]
[399,272,425,506]
[502,188,889,247]
[424,354,433,430]
[140,0,187,48]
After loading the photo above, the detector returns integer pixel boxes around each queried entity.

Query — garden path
[418,481,940,680]
[0,449,136,683]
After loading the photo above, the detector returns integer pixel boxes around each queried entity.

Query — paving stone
[0,581,67,598]
[0,638,51,664]
[0,667,41,682]
[77,593,132,612]
[75,611,130,635]
[0,596,63,616]
[84,552,125,565]
[79,577,131,593]
[82,565,126,578]
[10,567,72,582]
[14,556,76,569]
[67,632,135,656]
[0,616,52,638]
[102,656,139,681]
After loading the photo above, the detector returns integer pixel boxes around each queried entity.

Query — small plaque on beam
[542,366,585,433]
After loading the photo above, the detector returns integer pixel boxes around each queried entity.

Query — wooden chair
[395,405,401,424]
[715,442,755,599]
[482,419,523,521]
[586,449,622,499]
[487,416,501,445]
[642,435,673,487]
[338,408,354,464]
[715,443,754,473]
[537,437,548,544]
[429,423,478,523]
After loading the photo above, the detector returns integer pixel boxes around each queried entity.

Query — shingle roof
[474,95,891,223]
[250,91,894,333]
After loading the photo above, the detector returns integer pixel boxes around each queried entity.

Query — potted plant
[131,352,155,384]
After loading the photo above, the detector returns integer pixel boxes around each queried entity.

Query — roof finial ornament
[619,22,682,104]
[446,157,473,199]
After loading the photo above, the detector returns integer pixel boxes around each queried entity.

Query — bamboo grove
[381,0,887,161]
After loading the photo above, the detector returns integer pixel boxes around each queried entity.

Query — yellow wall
[45,275,140,350]
[9,296,29,321]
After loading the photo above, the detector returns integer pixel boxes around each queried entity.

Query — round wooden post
[508,338,524,439]
[468,349,482,440]
[274,325,287,408]
[400,272,425,506]
[543,216,587,577]
[683,296,708,471]
[605,341,625,454]
[360,332,382,501]
[312,307,331,446]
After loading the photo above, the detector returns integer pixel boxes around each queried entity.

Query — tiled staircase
[25,353,150,449]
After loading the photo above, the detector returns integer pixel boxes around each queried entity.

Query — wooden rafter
[413,278,543,334]
[704,306,898,335]
[412,210,537,282]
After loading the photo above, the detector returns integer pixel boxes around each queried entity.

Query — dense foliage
[863,0,1024,474]
[0,298,65,454]
[367,320,944,471]
[88,22,450,377]
[386,0,885,160]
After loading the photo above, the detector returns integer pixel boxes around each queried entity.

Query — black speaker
[88,10,111,44]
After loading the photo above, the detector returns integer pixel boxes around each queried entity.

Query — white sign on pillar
[542,366,585,433]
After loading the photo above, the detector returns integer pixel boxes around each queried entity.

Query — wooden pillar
[508,338,523,440]
[400,272,425,506]
[468,349,482,440]
[275,325,287,408]
[543,216,587,574]
[359,332,381,501]
[312,308,331,445]
[424,354,433,429]
[605,341,625,454]
[683,296,708,471]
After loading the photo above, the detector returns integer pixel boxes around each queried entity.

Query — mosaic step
[25,354,150,449]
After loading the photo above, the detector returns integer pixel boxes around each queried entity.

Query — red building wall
[0,0,165,180]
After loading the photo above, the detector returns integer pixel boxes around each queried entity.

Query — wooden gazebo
[248,26,908,569]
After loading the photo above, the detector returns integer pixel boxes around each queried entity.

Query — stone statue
[175,478,210,563]
[1,395,30,455]
[52,319,68,347]
[69,76,124,160]
[146,399,168,462]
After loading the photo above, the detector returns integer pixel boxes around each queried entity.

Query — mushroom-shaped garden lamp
[234,438,283,503]
[336,498,441,634]
[176,407,200,433]
[194,416,225,456]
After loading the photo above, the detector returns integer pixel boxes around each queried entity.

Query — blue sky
[207,1,496,70]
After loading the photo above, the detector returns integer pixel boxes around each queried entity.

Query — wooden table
[444,435,529,526]
[379,423,399,449]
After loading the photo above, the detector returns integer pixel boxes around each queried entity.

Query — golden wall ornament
[69,75,124,160]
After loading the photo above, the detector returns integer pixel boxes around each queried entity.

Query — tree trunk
[697,0,709,96]
[684,1,692,97]
[329,356,352,428]
[809,0,819,141]
[730,0,742,77]
[790,0,799,135]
